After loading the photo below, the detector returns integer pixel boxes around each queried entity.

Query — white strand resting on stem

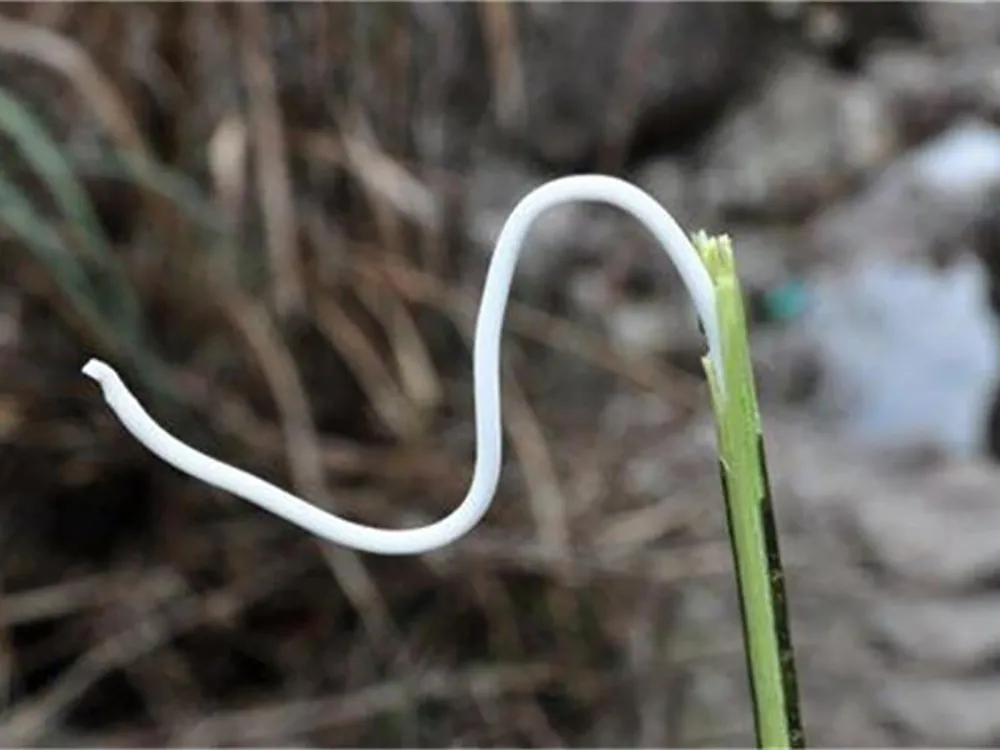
[82,175,721,555]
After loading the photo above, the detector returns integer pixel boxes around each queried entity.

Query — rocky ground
[3,2,1000,747]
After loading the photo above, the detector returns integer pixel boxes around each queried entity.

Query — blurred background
[2,1,1000,746]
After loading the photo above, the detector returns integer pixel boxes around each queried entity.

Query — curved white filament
[82,175,721,555]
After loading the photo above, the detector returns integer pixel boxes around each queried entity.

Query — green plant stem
[695,232,805,749]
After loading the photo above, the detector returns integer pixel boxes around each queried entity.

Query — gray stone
[844,460,1000,590]
[871,594,1000,670]
[808,117,1000,268]
[918,2,1000,53]
[503,3,764,167]
[878,675,1000,746]
[700,55,899,220]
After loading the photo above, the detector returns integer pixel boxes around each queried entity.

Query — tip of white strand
[82,358,115,386]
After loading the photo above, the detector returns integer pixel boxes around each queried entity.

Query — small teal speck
[763,281,810,322]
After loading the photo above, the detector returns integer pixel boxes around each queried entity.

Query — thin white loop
[82,175,721,555]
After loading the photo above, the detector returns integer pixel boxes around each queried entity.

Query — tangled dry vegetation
[0,2,988,747]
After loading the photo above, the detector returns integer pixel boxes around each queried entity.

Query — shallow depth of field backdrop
[3,3,1000,747]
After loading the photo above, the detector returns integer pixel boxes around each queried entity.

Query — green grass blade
[0,171,107,329]
[0,86,143,335]
[0,167,179,408]
[695,232,805,749]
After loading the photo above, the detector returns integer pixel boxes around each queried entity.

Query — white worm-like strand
[82,175,721,555]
